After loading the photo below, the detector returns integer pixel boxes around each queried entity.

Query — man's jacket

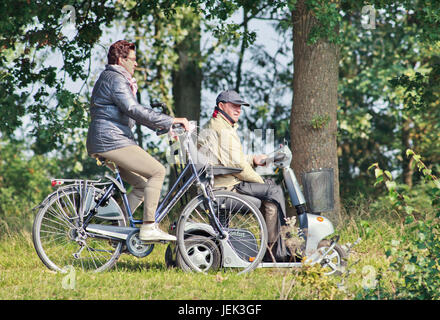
[86,64,173,155]
[199,113,264,188]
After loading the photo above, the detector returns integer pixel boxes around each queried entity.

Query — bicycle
[32,124,267,274]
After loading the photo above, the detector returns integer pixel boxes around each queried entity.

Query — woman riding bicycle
[86,40,189,242]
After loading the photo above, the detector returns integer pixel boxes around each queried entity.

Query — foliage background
[0,0,439,300]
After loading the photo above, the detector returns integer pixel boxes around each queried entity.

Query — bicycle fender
[31,186,74,211]
[105,173,127,193]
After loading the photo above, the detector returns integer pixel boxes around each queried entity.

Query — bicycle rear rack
[50,178,104,187]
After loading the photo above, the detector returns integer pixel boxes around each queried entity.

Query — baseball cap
[216,90,250,106]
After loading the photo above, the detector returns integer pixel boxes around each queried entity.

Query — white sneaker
[139,223,176,242]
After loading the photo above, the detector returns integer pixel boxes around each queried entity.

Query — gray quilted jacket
[86,64,173,155]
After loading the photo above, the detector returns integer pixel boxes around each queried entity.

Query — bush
[369,149,440,299]
[0,139,57,234]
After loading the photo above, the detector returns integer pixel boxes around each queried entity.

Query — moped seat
[209,166,261,208]
[214,192,262,209]
[211,166,243,176]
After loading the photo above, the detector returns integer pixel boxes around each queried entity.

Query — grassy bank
[0,196,408,301]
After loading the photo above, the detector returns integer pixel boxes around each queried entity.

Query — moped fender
[305,213,334,256]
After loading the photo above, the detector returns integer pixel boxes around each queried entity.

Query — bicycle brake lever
[151,102,166,109]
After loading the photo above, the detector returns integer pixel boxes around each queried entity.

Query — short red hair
[107,40,135,65]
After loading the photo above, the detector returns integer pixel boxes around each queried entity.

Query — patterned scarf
[107,64,138,96]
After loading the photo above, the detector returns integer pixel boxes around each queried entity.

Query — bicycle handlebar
[171,123,186,136]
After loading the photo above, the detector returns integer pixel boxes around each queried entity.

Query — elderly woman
[86,40,189,241]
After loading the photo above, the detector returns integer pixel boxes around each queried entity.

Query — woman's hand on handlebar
[172,117,190,131]
[169,117,190,138]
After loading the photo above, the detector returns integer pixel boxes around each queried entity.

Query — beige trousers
[95,145,166,222]
[261,201,279,244]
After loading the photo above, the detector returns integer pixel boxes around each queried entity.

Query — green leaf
[385,180,397,191]
[405,215,415,224]
[374,175,384,186]
[375,168,383,178]
[404,206,415,215]
[384,170,393,180]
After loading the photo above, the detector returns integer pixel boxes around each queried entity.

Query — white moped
[166,144,354,275]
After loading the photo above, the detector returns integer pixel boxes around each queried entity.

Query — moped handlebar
[260,152,287,166]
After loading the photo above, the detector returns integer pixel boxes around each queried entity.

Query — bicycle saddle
[94,156,107,166]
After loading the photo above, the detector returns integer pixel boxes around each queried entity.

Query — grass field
[0,197,406,301]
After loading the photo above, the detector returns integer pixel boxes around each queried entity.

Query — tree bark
[169,9,202,194]
[235,7,249,93]
[290,1,341,225]
[172,11,202,123]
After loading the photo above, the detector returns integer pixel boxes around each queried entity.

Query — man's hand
[253,154,268,166]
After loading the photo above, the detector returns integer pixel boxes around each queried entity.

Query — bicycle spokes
[33,186,125,272]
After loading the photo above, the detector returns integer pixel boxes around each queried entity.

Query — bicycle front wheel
[176,191,267,274]
[32,185,126,273]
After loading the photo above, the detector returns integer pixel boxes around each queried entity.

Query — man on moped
[198,90,290,262]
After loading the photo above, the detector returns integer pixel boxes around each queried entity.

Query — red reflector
[51,180,63,187]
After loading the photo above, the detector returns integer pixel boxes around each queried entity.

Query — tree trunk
[172,10,202,123]
[290,1,341,225]
[235,7,249,93]
[169,9,202,195]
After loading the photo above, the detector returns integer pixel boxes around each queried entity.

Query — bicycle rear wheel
[32,185,126,273]
[176,191,267,274]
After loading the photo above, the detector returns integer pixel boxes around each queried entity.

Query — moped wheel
[32,185,126,273]
[176,235,221,272]
[317,240,347,275]
[176,191,267,274]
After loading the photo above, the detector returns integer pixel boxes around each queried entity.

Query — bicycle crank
[125,229,154,258]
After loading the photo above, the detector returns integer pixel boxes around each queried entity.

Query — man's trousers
[233,180,290,261]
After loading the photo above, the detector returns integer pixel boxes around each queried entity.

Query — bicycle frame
[81,159,195,230]
[82,130,226,239]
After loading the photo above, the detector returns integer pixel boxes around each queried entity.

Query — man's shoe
[139,223,176,242]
